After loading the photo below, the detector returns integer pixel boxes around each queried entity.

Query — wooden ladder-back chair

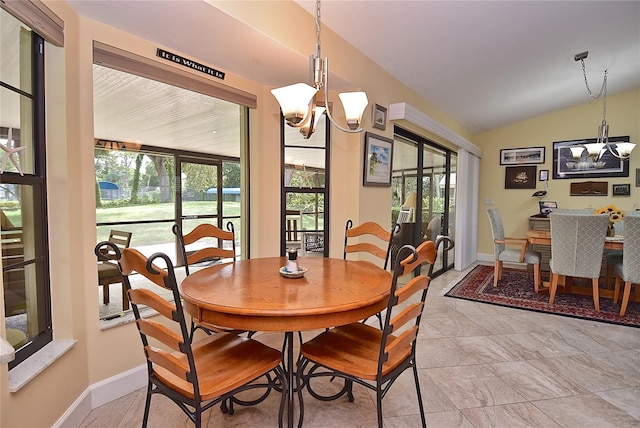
[173,222,236,276]
[94,242,284,427]
[173,222,248,338]
[297,241,436,428]
[343,220,394,270]
[343,220,396,328]
[97,229,132,311]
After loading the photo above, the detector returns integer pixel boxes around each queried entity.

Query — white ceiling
[295,0,640,134]
[67,0,640,138]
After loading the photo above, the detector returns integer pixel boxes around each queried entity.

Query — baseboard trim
[477,253,493,263]
[53,364,147,428]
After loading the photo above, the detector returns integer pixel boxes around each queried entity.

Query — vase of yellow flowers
[594,204,624,237]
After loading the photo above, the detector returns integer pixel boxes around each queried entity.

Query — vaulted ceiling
[67,0,639,155]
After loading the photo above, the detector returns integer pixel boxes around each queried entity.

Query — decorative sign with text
[156,49,225,80]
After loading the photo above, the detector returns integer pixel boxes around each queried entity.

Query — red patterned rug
[445,265,640,328]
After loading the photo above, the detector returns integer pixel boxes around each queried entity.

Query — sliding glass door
[392,127,456,276]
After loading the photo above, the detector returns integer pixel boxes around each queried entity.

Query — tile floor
[80,264,640,427]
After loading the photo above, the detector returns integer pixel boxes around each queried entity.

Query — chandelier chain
[579,59,607,100]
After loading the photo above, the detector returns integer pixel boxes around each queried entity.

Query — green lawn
[5,200,324,248]
[96,201,241,246]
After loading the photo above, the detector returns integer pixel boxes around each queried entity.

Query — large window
[93,64,246,321]
[1,9,52,369]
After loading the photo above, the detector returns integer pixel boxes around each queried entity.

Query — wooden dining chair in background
[487,208,542,292]
[94,242,284,427]
[97,229,132,311]
[613,212,640,316]
[548,212,609,311]
[172,222,236,276]
[297,241,436,428]
[343,219,394,270]
[343,219,397,328]
[172,222,244,338]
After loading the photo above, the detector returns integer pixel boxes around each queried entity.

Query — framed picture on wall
[363,132,393,187]
[552,136,630,179]
[612,183,631,196]
[499,147,545,165]
[372,104,387,130]
[505,165,537,189]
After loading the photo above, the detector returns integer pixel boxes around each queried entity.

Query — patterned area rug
[445,265,640,328]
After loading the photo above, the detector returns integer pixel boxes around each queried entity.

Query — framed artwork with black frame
[552,136,630,179]
[612,183,631,196]
[635,168,640,187]
[363,132,393,187]
[500,147,545,165]
[505,165,537,189]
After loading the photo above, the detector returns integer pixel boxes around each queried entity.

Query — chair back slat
[394,276,429,306]
[344,220,394,269]
[128,288,176,318]
[109,229,132,249]
[186,247,235,267]
[138,319,183,352]
[345,221,390,241]
[344,242,388,260]
[389,302,423,332]
[173,222,236,275]
[145,345,190,381]
[384,326,418,364]
[119,248,169,288]
[397,240,436,277]
[183,223,234,244]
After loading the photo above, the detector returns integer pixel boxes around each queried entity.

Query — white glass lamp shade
[569,146,584,159]
[338,91,368,130]
[614,142,636,157]
[583,143,605,158]
[271,83,318,125]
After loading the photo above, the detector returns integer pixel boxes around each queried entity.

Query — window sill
[99,311,136,329]
[99,305,161,330]
[8,339,76,392]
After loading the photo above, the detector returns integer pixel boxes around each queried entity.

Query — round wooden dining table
[179,256,391,428]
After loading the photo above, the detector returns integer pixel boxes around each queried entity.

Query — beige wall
[475,88,640,258]
[1,1,470,426]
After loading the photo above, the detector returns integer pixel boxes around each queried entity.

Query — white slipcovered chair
[548,212,609,311]
[613,212,640,316]
[487,209,541,291]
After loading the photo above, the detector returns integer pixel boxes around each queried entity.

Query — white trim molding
[52,364,147,428]
[388,102,482,157]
